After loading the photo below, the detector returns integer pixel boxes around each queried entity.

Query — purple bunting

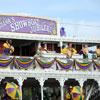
[94,62,100,70]
[0,58,13,67]
[57,60,73,70]
[15,59,34,68]
[36,59,55,69]
[76,62,92,70]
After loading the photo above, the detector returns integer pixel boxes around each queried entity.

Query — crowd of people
[2,40,100,60]
[61,43,100,59]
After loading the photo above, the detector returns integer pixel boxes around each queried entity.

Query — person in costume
[1,81,12,100]
[1,90,12,100]
[61,45,66,54]
[39,42,48,53]
[66,86,73,100]
[61,43,77,58]
[3,40,14,55]
[94,45,100,59]
[38,42,48,57]
[79,44,92,59]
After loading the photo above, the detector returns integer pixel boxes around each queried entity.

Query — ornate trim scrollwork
[94,78,100,87]
[14,76,27,86]
[76,78,86,88]
[36,77,48,87]
[56,78,66,87]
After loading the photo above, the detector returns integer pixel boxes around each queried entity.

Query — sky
[0,0,100,38]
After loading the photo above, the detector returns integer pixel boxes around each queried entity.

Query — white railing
[0,55,100,73]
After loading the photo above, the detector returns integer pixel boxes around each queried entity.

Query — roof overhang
[0,32,100,44]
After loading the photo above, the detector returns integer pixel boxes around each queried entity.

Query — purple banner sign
[0,15,57,35]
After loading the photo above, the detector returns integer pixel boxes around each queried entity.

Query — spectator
[1,81,12,100]
[66,86,73,100]
[1,90,12,100]
[94,45,100,59]
[3,40,14,55]
[79,44,92,59]
[38,42,48,53]
[61,43,77,58]
[38,42,48,57]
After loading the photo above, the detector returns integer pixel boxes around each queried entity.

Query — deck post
[58,78,65,100]
[41,86,43,100]
[61,86,64,100]
[77,79,84,89]
[36,77,46,100]
[16,77,26,100]
[60,41,63,52]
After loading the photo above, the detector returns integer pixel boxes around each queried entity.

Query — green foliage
[23,88,32,100]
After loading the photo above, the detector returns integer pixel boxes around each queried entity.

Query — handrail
[0,56,100,71]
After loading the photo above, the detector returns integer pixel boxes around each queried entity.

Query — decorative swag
[0,57,99,70]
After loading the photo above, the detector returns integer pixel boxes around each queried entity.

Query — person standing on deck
[3,40,14,56]
[61,43,77,58]
[3,40,14,69]
[38,42,48,53]
[38,42,48,57]
[94,45,100,59]
[79,44,92,59]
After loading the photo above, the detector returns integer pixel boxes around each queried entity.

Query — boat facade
[0,14,100,100]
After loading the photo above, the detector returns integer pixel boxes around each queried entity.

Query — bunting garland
[0,57,99,70]
[33,59,36,69]
[0,57,14,68]
[94,61,100,70]
[36,58,55,69]
[75,60,92,70]
[15,57,35,69]
[56,60,73,70]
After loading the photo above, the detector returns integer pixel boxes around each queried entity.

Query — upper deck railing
[0,53,100,74]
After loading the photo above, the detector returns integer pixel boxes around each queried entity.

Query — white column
[41,85,43,100]
[61,86,64,100]
[36,77,45,100]
[16,77,26,100]
[60,41,63,52]
[40,78,44,100]
[18,78,23,100]
[58,78,65,100]
[20,83,23,100]
[36,42,41,53]
[0,77,4,84]
[77,79,84,89]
